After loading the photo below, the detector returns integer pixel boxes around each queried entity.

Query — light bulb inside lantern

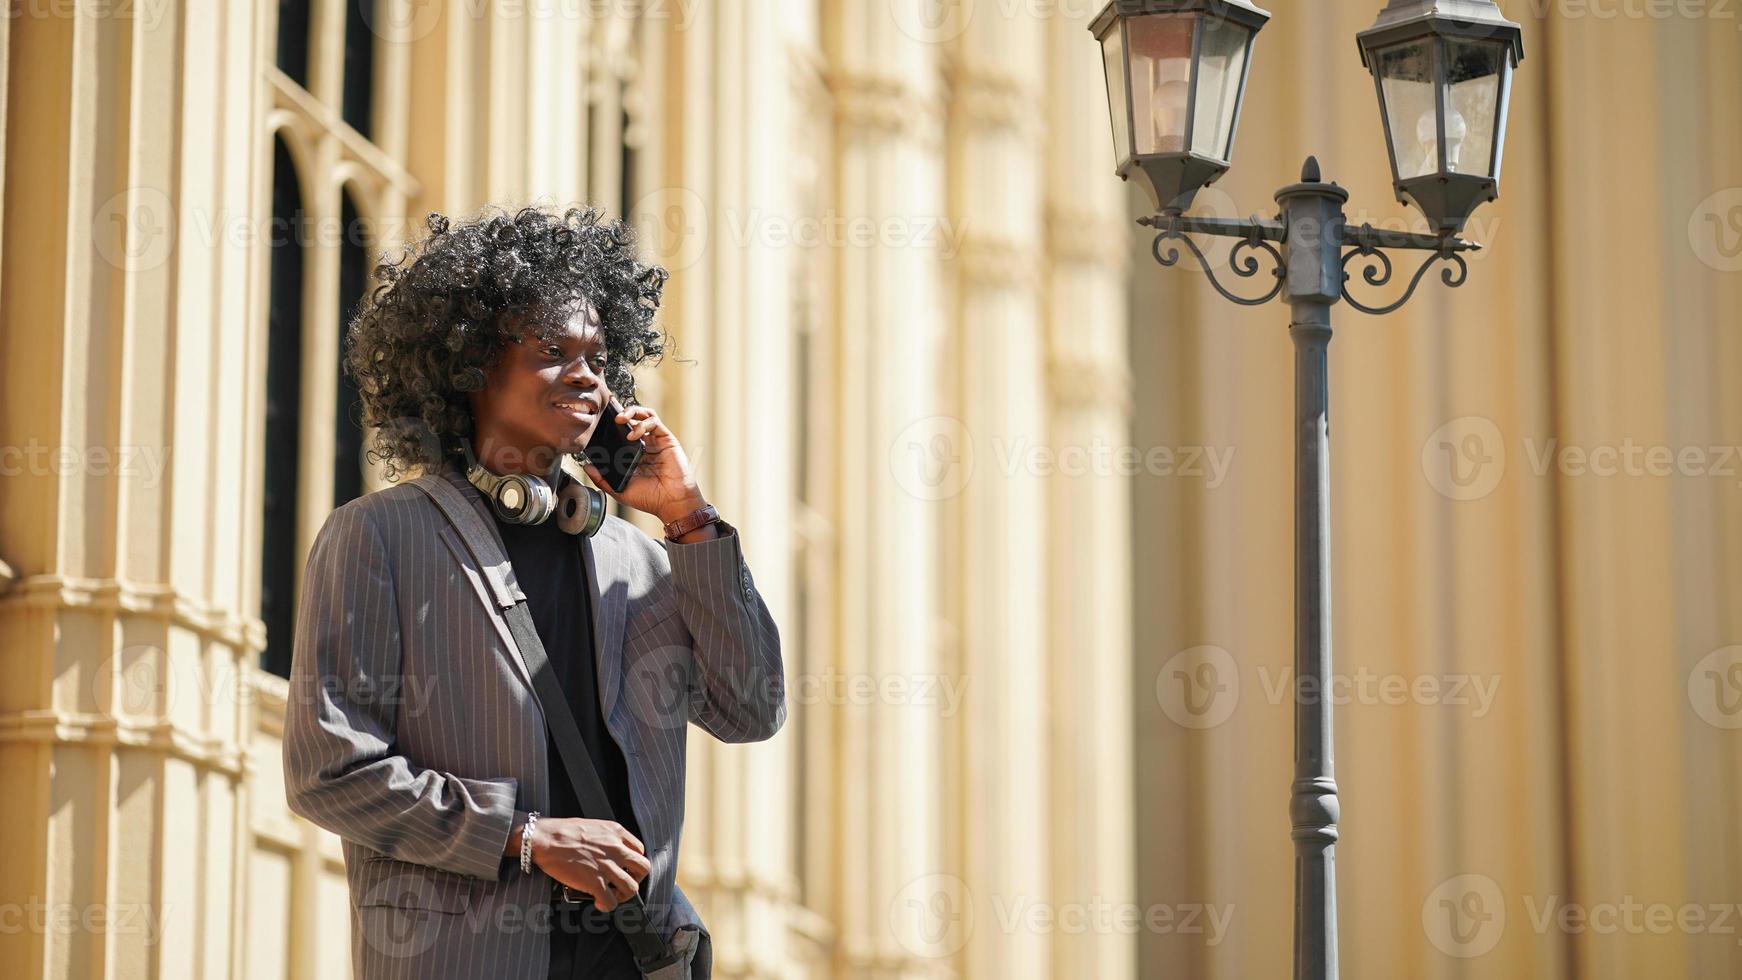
[1414,107,1468,173]
[1443,107,1467,170]
[1149,60,1190,153]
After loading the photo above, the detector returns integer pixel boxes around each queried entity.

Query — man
[283,205,785,979]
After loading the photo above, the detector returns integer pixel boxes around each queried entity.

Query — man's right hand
[530,817,650,912]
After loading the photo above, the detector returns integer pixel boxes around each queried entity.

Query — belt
[552,880,595,907]
[547,880,686,974]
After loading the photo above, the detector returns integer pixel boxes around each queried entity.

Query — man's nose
[561,357,602,388]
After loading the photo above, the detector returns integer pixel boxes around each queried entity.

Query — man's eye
[544,347,564,359]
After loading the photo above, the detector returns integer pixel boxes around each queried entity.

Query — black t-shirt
[490,511,641,840]
[490,511,643,978]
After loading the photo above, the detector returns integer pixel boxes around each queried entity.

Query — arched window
[261,134,306,679]
[259,0,400,676]
[275,0,311,88]
[341,0,375,137]
[335,188,369,508]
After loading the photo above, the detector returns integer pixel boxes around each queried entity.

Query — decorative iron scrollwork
[1339,245,1469,316]
[1143,214,1286,308]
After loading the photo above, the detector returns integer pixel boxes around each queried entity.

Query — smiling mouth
[554,399,598,417]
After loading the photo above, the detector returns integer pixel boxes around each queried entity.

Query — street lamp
[1089,0,1270,211]
[1089,2,1523,980]
[1358,0,1524,235]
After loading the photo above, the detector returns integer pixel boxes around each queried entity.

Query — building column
[824,2,948,977]
[0,2,262,978]
[945,10,1050,980]
[643,3,806,977]
[1041,12,1137,980]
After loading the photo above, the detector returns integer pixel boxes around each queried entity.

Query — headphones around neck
[460,437,607,537]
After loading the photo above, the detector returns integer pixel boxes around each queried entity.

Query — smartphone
[581,398,646,494]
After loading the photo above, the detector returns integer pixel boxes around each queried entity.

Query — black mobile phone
[581,398,646,493]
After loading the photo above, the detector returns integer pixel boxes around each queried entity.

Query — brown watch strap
[663,504,720,540]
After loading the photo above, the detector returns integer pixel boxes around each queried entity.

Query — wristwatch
[663,504,720,540]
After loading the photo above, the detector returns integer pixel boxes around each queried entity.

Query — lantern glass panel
[1127,13,1196,155]
[1376,41,1439,179]
[1101,26,1132,164]
[1443,39,1504,177]
[1189,15,1251,160]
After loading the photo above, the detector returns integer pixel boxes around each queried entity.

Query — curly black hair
[344,204,669,481]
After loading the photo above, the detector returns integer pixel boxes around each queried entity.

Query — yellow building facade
[1,1,1739,979]
[0,1,1133,978]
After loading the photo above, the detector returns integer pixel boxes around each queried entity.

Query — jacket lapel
[430,460,626,721]
[581,530,625,722]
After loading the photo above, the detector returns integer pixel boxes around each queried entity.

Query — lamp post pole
[1137,161,1483,980]
[1278,161,1349,980]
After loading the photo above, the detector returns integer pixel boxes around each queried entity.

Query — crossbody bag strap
[409,476,680,971]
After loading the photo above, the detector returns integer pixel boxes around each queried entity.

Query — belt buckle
[552,881,592,907]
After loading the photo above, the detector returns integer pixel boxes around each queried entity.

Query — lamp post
[1089,2,1523,979]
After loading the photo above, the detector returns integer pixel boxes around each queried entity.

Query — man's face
[468,302,610,473]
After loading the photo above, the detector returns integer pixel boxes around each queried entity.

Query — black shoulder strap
[409,476,679,969]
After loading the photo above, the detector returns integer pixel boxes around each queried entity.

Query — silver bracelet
[520,811,540,875]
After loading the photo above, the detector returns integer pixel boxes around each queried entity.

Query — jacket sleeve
[281,503,518,881]
[662,520,787,743]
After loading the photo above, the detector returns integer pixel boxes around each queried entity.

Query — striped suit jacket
[281,460,786,980]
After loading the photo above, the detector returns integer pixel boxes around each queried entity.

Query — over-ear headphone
[460,438,607,536]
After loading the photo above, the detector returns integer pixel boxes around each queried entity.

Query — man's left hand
[580,404,711,526]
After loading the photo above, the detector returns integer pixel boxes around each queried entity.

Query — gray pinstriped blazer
[281,460,785,980]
